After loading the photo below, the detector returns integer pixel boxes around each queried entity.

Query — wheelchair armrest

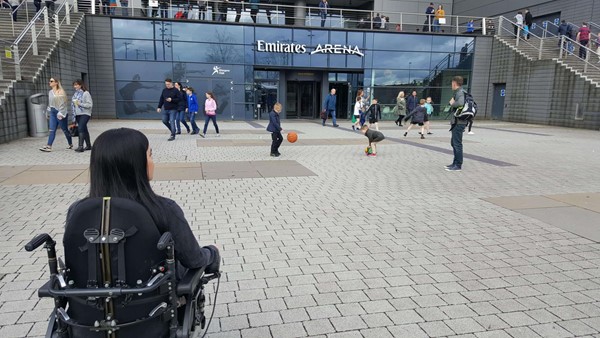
[176,268,205,296]
[38,280,52,298]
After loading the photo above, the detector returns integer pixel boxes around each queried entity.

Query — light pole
[123,42,132,59]
[408,62,412,84]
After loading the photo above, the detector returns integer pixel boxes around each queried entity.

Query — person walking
[200,92,220,137]
[319,0,328,27]
[174,82,190,134]
[403,99,427,139]
[7,0,19,21]
[249,0,259,23]
[40,78,73,152]
[395,91,406,127]
[424,96,433,135]
[366,98,381,131]
[322,88,338,127]
[446,76,468,171]
[433,5,445,32]
[577,22,591,60]
[514,11,523,38]
[524,9,533,40]
[356,88,369,127]
[71,80,93,152]
[267,102,283,157]
[407,90,418,114]
[558,20,569,48]
[198,0,207,20]
[186,87,200,134]
[157,78,180,141]
[352,96,362,131]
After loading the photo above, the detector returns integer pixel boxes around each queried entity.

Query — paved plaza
[1,119,600,338]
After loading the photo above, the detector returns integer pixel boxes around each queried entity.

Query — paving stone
[330,315,368,331]
[418,320,456,337]
[248,311,283,327]
[303,319,336,335]
[268,322,307,338]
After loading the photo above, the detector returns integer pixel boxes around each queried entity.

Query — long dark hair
[89,128,167,227]
[207,92,217,105]
[73,79,88,92]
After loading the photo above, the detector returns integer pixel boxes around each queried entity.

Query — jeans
[579,40,589,59]
[47,108,72,146]
[189,111,199,133]
[433,19,440,32]
[203,115,219,134]
[320,13,326,27]
[162,109,177,136]
[75,114,91,148]
[271,131,283,154]
[176,110,190,133]
[451,123,466,167]
[328,109,337,125]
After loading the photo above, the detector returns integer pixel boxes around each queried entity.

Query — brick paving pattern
[1,120,600,337]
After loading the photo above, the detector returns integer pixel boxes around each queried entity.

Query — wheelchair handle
[25,233,55,252]
[157,232,173,250]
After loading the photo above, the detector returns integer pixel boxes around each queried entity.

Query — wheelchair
[25,197,221,338]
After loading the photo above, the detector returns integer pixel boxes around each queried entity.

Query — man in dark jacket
[524,9,533,40]
[558,20,569,47]
[157,78,180,141]
[424,2,435,32]
[323,88,339,127]
[446,76,468,171]
[267,102,283,156]
[407,90,418,113]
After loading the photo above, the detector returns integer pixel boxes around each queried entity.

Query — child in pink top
[200,92,220,138]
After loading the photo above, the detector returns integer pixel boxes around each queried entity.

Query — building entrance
[286,81,321,119]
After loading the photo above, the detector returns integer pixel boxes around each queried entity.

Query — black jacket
[177,89,187,111]
[366,103,381,120]
[405,105,427,123]
[365,129,385,143]
[158,87,180,111]
[525,12,533,26]
[407,95,418,112]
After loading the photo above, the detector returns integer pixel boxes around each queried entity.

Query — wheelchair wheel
[193,287,207,330]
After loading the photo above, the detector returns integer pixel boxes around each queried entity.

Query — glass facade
[112,19,474,120]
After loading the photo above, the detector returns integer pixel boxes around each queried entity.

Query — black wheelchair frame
[25,197,220,338]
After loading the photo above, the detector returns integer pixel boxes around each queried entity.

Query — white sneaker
[468,131,474,135]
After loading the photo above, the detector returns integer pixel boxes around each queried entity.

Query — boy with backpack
[446,76,477,171]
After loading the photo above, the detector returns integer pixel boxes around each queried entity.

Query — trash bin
[27,93,49,137]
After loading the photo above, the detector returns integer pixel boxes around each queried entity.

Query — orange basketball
[287,132,298,143]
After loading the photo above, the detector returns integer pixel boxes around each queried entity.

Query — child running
[403,98,428,139]
[360,124,385,157]
[200,91,220,138]
[352,96,362,131]
[424,96,433,135]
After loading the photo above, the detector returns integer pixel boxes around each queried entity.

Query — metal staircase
[494,16,600,88]
[0,1,85,103]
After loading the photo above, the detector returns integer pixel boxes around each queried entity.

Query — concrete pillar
[295,0,306,27]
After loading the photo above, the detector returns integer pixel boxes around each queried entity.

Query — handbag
[351,115,357,123]
[320,109,327,120]
[439,18,446,25]
[69,124,79,137]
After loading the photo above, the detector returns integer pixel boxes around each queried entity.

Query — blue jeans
[328,109,337,125]
[176,110,190,133]
[189,111,200,133]
[47,108,72,146]
[321,13,326,27]
[433,19,440,32]
[162,109,177,136]
[203,115,219,134]
[451,123,466,167]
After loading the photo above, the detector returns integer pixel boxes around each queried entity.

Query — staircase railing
[9,0,78,80]
[9,0,31,36]
[496,16,600,80]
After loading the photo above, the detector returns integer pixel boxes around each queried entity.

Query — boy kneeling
[361,124,385,157]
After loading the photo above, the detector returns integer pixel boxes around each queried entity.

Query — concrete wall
[452,0,600,25]
[486,39,600,129]
[0,20,89,144]
[471,36,493,119]
[86,16,116,119]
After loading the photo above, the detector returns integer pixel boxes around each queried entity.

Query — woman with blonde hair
[395,91,406,126]
[40,77,73,152]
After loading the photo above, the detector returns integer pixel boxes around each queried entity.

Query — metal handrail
[558,34,600,73]
[589,22,600,31]
[564,21,599,44]
[88,0,491,35]
[9,0,30,36]
[9,0,79,80]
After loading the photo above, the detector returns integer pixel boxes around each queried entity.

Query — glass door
[287,81,320,118]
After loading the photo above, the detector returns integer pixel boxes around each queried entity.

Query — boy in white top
[352,96,362,131]
[514,11,524,37]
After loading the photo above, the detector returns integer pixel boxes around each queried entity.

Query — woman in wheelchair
[26,128,221,338]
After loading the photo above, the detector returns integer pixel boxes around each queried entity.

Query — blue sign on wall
[500,89,506,97]
[554,18,560,25]
[532,23,537,30]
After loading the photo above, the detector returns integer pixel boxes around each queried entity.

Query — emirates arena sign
[256,40,364,57]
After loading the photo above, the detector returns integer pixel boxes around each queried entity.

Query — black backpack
[455,92,478,121]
